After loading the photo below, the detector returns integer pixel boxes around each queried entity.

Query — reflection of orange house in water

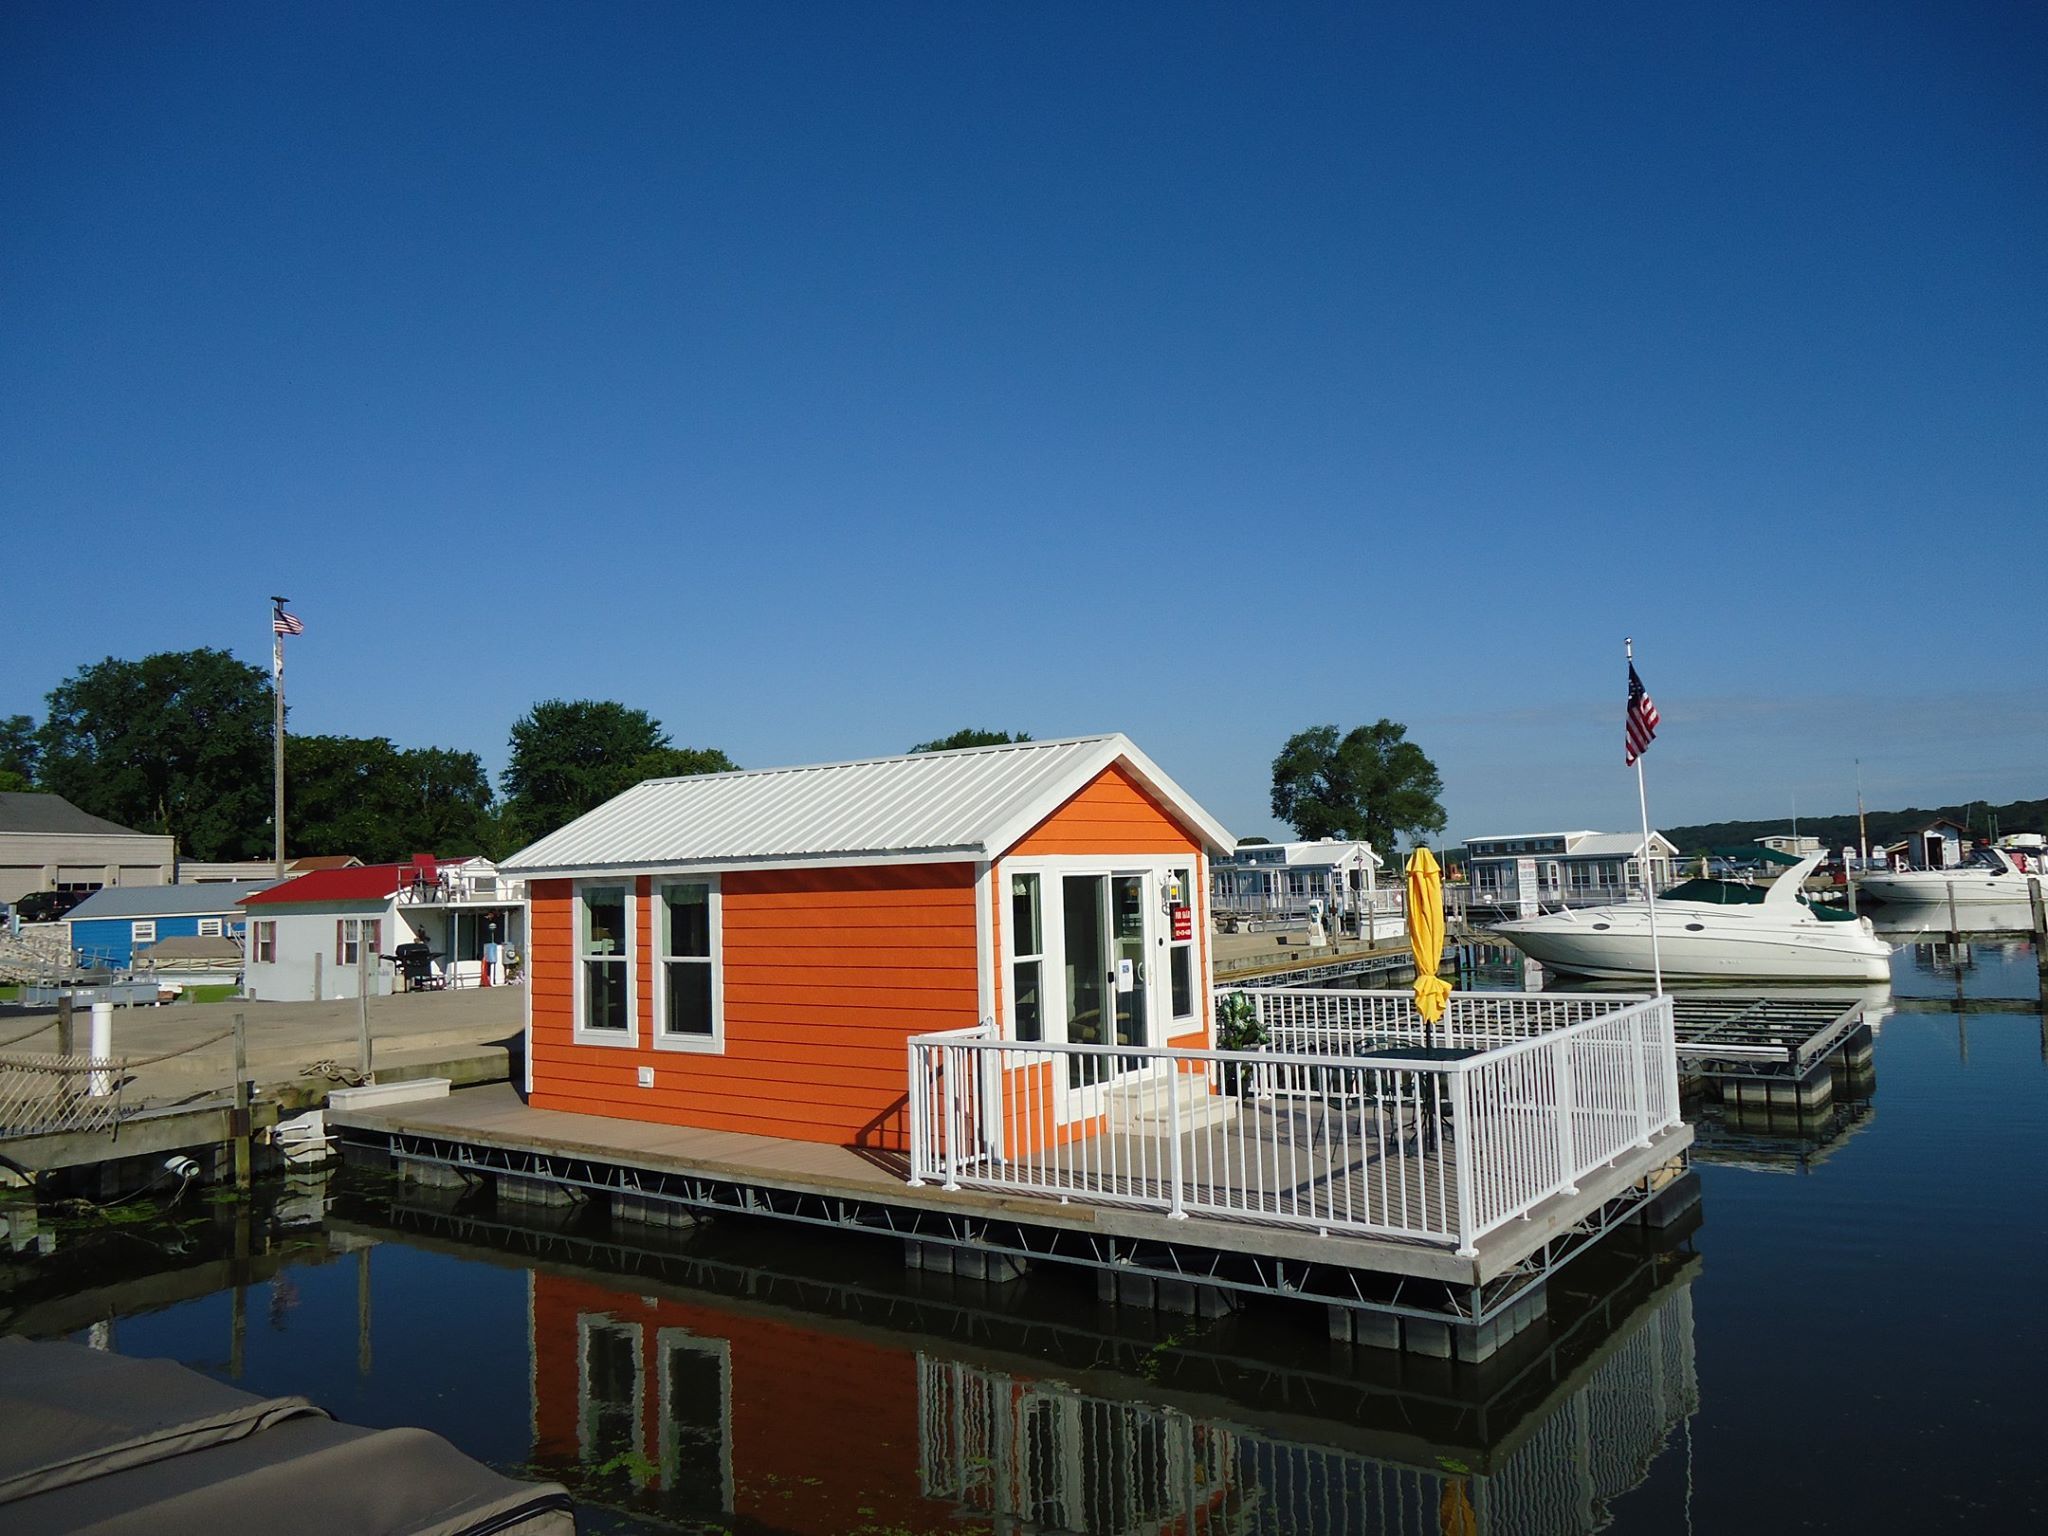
[503,736,1234,1154]
[531,1259,1704,1535]
[530,1269,1244,1534]
[531,1271,945,1533]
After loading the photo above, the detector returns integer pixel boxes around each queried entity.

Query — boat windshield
[1659,878,1767,906]
[1805,901,1861,921]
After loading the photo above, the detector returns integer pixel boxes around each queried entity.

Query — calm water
[4,934,2043,1533]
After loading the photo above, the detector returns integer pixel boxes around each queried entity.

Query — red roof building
[238,857,523,1001]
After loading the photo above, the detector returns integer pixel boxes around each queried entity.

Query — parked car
[12,889,89,923]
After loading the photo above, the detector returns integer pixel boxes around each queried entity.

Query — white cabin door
[1055,871,1159,1117]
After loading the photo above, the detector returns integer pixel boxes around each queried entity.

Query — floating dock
[330,1076,1693,1365]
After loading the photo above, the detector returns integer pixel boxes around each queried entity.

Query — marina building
[1882,817,1970,870]
[1208,838,1387,928]
[1462,829,1679,915]
[1756,834,1823,857]
[177,853,364,883]
[64,880,274,970]
[239,855,524,1000]
[0,791,175,907]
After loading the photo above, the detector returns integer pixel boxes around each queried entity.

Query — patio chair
[408,854,445,901]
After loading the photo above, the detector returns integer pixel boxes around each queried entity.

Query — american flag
[272,606,305,637]
[1625,663,1660,766]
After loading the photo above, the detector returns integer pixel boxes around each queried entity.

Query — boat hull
[1857,872,2039,906]
[1495,911,1894,983]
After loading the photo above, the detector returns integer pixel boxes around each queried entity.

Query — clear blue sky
[4,2,2043,845]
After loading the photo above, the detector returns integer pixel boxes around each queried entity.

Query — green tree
[0,714,38,785]
[502,700,735,846]
[37,649,272,860]
[1270,721,1447,852]
[288,736,497,863]
[908,728,1033,753]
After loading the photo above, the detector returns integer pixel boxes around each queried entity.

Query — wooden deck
[329,1082,1690,1288]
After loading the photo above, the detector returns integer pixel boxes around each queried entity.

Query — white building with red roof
[238,855,523,1000]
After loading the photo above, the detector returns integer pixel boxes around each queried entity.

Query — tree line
[2,649,1457,862]
[0,649,1046,864]
[1661,797,2046,857]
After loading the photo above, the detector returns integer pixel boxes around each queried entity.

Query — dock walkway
[0,989,522,1174]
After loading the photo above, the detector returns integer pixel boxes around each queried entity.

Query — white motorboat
[1494,852,1894,982]
[1855,844,2043,906]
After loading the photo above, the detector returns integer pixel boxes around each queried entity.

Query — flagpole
[1627,636,1665,995]
[271,595,288,880]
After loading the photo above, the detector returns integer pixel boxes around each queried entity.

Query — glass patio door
[1058,872,1153,1095]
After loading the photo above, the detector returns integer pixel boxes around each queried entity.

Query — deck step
[1106,1076,1240,1133]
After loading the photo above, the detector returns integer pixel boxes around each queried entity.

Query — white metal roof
[501,733,1235,876]
[1567,832,1675,858]
[1220,839,1382,868]
[1464,831,1599,846]
[1468,831,1674,858]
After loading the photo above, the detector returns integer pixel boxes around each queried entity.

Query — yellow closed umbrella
[1407,846,1451,1032]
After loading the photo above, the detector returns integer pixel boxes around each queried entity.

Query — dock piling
[232,1012,251,1192]
[87,1002,112,1098]
[2029,877,2048,1017]
[1946,881,1961,945]
[55,994,74,1058]
[356,945,372,1083]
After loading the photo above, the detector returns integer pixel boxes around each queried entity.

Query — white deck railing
[906,991,1680,1257]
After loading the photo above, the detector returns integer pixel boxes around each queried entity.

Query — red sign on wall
[1171,904,1193,942]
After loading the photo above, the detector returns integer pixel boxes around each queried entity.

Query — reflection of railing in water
[917,1282,1699,1536]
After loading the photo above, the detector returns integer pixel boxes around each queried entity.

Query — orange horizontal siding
[529,862,977,1149]
[1006,763,1202,857]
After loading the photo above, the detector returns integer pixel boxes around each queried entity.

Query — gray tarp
[0,1336,573,1535]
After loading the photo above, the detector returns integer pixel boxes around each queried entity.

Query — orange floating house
[502,735,1235,1153]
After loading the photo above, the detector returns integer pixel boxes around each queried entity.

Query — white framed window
[1010,872,1044,1042]
[575,883,636,1045]
[654,880,721,1052]
[197,917,223,938]
[335,917,381,968]
[254,920,276,964]
[1166,864,1196,1030]
[130,920,156,945]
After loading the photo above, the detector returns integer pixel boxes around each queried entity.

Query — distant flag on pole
[272,605,305,637]
[1624,663,1660,766]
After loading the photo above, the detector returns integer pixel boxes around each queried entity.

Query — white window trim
[998,853,1210,1058]
[339,917,373,968]
[1004,868,1047,1044]
[197,917,223,937]
[656,1328,735,1512]
[576,1314,645,1474]
[651,877,723,1055]
[573,881,639,1048]
[130,920,156,944]
[1164,860,1198,1032]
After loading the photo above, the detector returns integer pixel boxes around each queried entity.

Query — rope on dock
[0,1018,57,1051]
[298,1059,370,1087]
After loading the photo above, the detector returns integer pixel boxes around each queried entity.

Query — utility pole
[270,595,290,880]
[1856,759,1869,863]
